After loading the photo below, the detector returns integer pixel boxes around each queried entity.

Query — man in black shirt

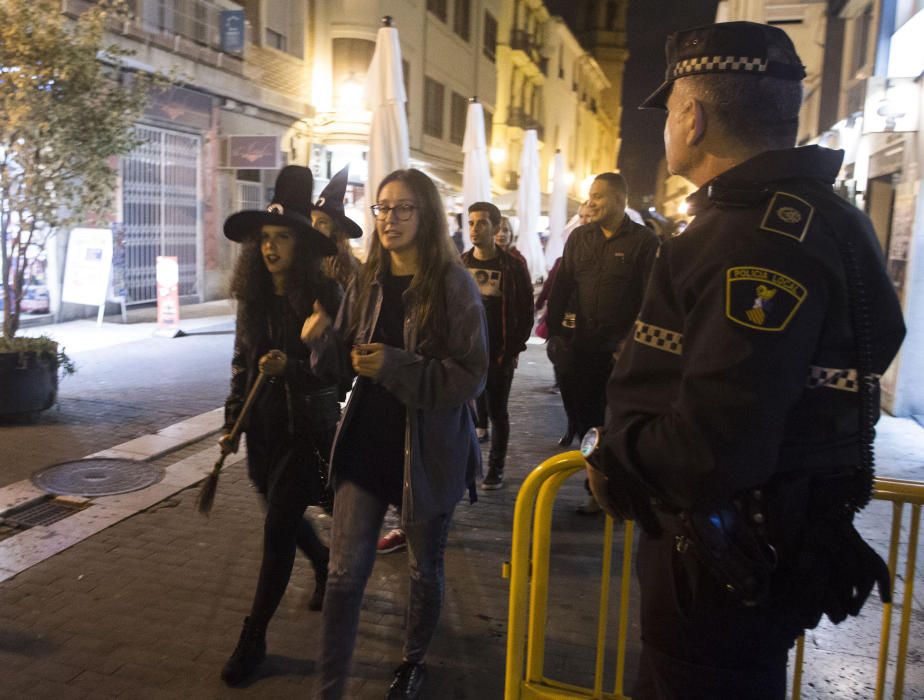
[462,202,534,489]
[547,173,658,438]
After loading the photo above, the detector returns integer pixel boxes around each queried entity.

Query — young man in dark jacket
[462,202,534,489]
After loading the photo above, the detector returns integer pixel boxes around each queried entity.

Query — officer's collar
[685,146,844,215]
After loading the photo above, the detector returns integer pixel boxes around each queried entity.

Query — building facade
[717,0,924,417]
[307,0,501,222]
[491,0,622,211]
[41,0,314,323]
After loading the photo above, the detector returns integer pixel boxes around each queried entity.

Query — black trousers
[571,348,613,437]
[475,361,515,470]
[633,532,799,700]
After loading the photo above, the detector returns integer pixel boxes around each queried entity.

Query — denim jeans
[315,479,454,700]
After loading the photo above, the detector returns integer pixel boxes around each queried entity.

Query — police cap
[640,21,806,110]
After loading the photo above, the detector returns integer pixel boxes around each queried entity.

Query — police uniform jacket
[601,146,905,513]
[548,216,659,352]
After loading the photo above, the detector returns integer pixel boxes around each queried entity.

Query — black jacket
[547,215,659,352]
[601,146,905,512]
[461,246,534,366]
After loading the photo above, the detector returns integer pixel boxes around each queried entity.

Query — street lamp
[337,72,364,111]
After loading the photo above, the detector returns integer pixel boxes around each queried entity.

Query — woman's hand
[351,342,385,380]
[301,300,331,344]
[218,433,239,456]
[259,349,287,376]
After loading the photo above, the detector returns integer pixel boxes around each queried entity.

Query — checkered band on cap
[805,365,880,393]
[634,320,683,355]
[672,55,768,79]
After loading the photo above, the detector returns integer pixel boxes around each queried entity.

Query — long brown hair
[354,168,460,345]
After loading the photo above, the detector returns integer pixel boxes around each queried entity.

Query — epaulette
[758,191,814,242]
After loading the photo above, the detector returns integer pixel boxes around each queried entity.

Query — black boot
[386,661,427,699]
[308,553,328,612]
[221,616,266,686]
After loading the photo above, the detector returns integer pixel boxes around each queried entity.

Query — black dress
[225,292,341,511]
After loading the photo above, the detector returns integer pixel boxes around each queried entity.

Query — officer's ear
[689,98,707,147]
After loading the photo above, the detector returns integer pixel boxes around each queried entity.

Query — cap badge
[267,203,284,215]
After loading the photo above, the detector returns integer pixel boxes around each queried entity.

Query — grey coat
[311,263,488,522]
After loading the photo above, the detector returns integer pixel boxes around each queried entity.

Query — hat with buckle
[224,165,337,256]
[314,164,362,239]
[640,21,806,110]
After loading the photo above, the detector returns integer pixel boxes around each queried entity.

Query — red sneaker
[377,528,407,554]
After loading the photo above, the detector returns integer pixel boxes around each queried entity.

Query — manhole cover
[31,458,164,497]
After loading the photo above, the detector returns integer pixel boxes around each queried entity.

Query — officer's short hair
[678,72,802,150]
[468,201,501,228]
[593,172,628,200]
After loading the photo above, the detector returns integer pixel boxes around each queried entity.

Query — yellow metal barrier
[505,453,923,700]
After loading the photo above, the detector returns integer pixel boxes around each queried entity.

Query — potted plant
[0,0,152,416]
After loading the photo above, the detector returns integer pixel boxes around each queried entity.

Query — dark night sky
[618,1,720,208]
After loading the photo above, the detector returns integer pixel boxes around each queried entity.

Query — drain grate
[0,496,89,541]
[31,458,164,497]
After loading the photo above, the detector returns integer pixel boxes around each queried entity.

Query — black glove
[586,449,662,535]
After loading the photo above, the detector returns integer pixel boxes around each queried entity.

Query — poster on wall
[887,182,917,306]
[61,228,113,308]
[154,256,183,338]
[879,181,917,410]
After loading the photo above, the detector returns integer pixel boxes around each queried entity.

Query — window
[850,5,873,76]
[558,45,564,79]
[428,0,447,23]
[483,11,497,61]
[483,107,493,149]
[450,92,467,145]
[403,60,411,118]
[454,0,471,41]
[424,77,445,138]
[265,28,287,52]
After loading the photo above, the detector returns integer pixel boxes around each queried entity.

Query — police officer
[582,22,905,699]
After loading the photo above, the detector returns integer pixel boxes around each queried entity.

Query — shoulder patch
[758,192,814,242]
[725,267,807,332]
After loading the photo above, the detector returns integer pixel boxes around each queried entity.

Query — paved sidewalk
[0,327,922,697]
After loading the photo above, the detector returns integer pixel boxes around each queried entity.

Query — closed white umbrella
[364,16,410,250]
[461,97,492,251]
[545,149,568,268]
[516,129,546,283]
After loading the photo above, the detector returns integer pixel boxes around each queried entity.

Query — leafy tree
[0,0,151,338]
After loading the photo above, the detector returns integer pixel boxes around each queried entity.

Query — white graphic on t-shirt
[469,268,502,298]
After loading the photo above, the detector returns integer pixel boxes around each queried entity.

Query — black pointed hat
[314,165,363,239]
[223,165,337,256]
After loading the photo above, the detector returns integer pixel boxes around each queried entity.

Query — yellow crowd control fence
[503,452,923,700]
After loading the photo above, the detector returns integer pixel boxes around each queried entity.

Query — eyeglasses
[370,203,417,221]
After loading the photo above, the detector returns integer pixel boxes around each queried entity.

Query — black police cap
[640,21,806,110]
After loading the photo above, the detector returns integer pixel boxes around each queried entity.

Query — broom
[197,371,268,515]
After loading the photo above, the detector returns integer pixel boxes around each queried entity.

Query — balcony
[509,28,543,67]
[506,107,544,140]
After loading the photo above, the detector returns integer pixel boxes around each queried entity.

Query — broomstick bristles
[196,471,220,515]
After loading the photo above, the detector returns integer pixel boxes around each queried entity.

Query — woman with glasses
[302,169,487,700]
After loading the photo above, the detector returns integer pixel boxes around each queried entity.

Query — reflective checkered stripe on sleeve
[672,56,768,78]
[805,365,880,393]
[634,320,683,355]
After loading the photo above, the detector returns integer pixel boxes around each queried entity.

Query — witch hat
[224,165,337,256]
[314,165,363,239]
